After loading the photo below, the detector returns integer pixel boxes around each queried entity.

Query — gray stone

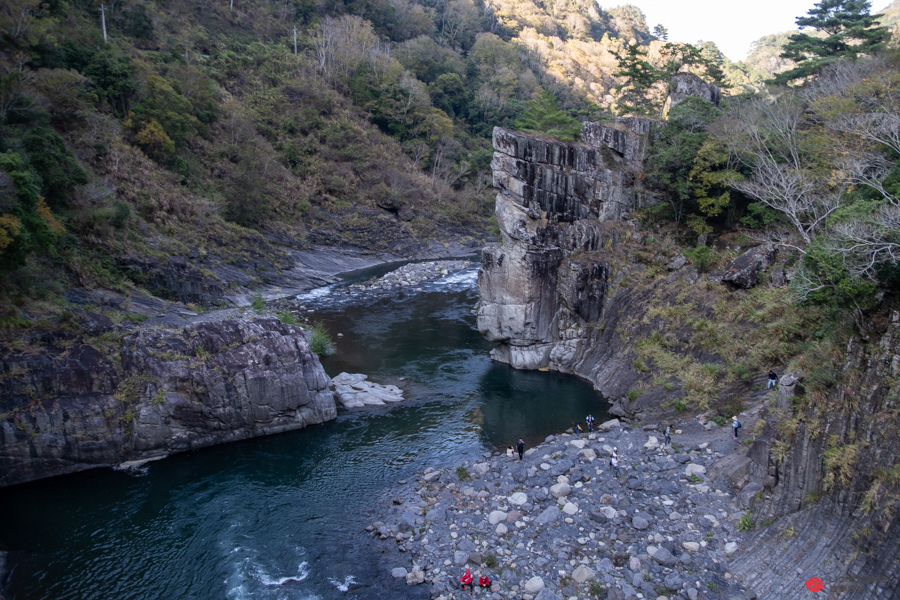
[550,482,572,498]
[534,589,563,600]
[632,516,649,530]
[391,567,408,578]
[721,244,777,289]
[572,565,595,583]
[406,568,425,585]
[651,547,678,566]
[535,505,562,526]
[508,492,528,506]
[738,482,764,509]
[524,576,545,593]
[488,510,508,525]
[684,463,707,478]
[453,550,469,566]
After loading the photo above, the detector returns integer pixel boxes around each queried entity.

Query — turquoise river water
[0,262,609,600]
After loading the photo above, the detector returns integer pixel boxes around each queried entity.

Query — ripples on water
[0,262,608,600]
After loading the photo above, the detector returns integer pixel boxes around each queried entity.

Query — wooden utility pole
[100,4,107,43]
[293,27,297,55]
[230,0,233,10]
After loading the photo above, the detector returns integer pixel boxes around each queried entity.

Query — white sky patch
[599,1,893,61]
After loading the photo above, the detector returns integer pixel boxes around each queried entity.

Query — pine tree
[513,90,583,141]
[612,42,665,117]
[773,0,889,84]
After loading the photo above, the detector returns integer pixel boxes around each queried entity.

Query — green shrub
[251,293,265,313]
[455,465,471,480]
[674,400,688,412]
[737,512,755,531]
[308,321,334,356]
[627,388,641,402]
[683,246,714,272]
[483,552,497,568]
[277,309,299,325]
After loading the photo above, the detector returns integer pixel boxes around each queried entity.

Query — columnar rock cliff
[0,317,335,487]
[728,312,900,599]
[477,120,653,372]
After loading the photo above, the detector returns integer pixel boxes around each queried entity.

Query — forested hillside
[0,0,755,320]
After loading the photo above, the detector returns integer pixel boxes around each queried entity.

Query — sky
[598,1,892,61]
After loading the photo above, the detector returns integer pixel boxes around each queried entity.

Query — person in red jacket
[478,573,491,590]
[460,569,473,594]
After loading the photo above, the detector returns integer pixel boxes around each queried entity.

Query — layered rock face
[477,121,652,371]
[729,312,900,599]
[0,318,335,487]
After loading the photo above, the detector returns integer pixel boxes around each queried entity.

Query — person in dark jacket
[767,370,778,389]
[516,439,525,460]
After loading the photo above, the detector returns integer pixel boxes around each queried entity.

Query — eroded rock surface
[477,123,651,372]
[0,317,335,487]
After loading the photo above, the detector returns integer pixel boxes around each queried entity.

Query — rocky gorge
[474,81,900,598]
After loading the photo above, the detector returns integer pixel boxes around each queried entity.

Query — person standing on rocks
[664,425,671,446]
[610,453,619,477]
[586,413,595,434]
[732,416,742,440]
[516,438,525,460]
[574,422,582,438]
[767,370,778,389]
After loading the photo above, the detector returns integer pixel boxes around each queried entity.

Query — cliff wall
[477,121,654,373]
[0,317,335,487]
[728,312,900,599]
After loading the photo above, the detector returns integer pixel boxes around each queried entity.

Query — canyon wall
[477,120,652,371]
[728,311,900,599]
[0,317,336,487]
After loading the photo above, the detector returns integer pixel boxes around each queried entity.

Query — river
[0,262,609,600]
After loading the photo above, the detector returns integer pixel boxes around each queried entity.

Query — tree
[773,0,890,84]
[652,24,668,41]
[513,89,582,141]
[612,41,664,117]
[644,97,724,224]
[721,93,844,249]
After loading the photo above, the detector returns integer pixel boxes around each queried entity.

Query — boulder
[535,505,562,526]
[684,463,707,478]
[508,492,528,506]
[406,567,425,585]
[550,482,572,498]
[572,565,595,583]
[708,453,751,489]
[738,482,764,509]
[331,372,404,408]
[488,510,508,525]
[524,576,545,593]
[598,418,621,431]
[651,547,678,566]
[721,244,777,289]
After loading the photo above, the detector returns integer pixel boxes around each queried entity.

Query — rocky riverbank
[370,414,761,600]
